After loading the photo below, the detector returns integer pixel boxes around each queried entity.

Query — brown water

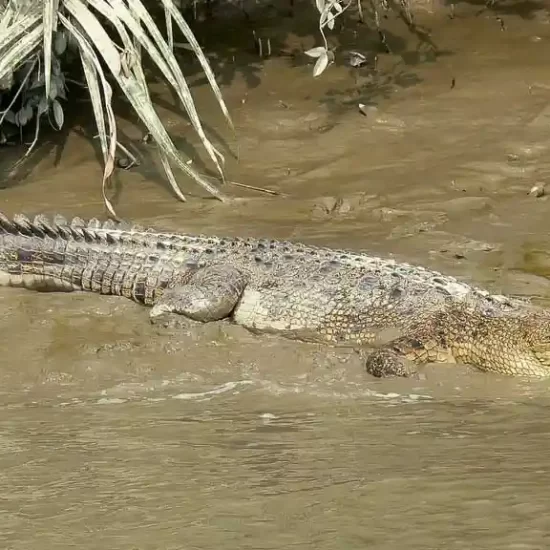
[3,3,550,548]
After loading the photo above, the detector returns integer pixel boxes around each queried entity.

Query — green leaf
[51,98,63,128]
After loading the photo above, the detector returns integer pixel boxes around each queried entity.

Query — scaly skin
[2,212,550,378]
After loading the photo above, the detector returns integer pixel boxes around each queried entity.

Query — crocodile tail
[0,212,137,291]
[0,212,133,243]
[0,212,176,295]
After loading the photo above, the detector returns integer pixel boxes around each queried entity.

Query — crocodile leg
[365,336,437,378]
[150,264,248,323]
[365,305,550,378]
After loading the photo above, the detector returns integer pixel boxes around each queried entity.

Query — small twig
[200,173,282,196]
[64,77,87,88]
[0,57,37,124]
[369,0,391,52]
[113,140,139,165]
[10,110,42,173]
[228,180,282,196]
[92,134,140,168]
[23,112,42,159]
[315,0,354,66]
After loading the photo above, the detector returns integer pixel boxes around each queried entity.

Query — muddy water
[3,3,550,548]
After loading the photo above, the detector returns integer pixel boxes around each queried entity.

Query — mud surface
[3,3,550,548]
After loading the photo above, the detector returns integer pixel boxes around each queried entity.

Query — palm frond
[66,13,118,217]
[42,0,59,100]
[0,0,232,213]
[158,0,233,130]
[0,23,42,85]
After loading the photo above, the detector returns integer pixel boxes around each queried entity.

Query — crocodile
[1,211,550,378]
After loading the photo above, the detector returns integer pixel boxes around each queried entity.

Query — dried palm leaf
[0,0,233,213]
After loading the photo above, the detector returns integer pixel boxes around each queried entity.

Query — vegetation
[0,0,239,215]
[0,0,364,214]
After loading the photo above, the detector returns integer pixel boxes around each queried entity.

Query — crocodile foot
[150,264,248,323]
[365,348,418,378]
